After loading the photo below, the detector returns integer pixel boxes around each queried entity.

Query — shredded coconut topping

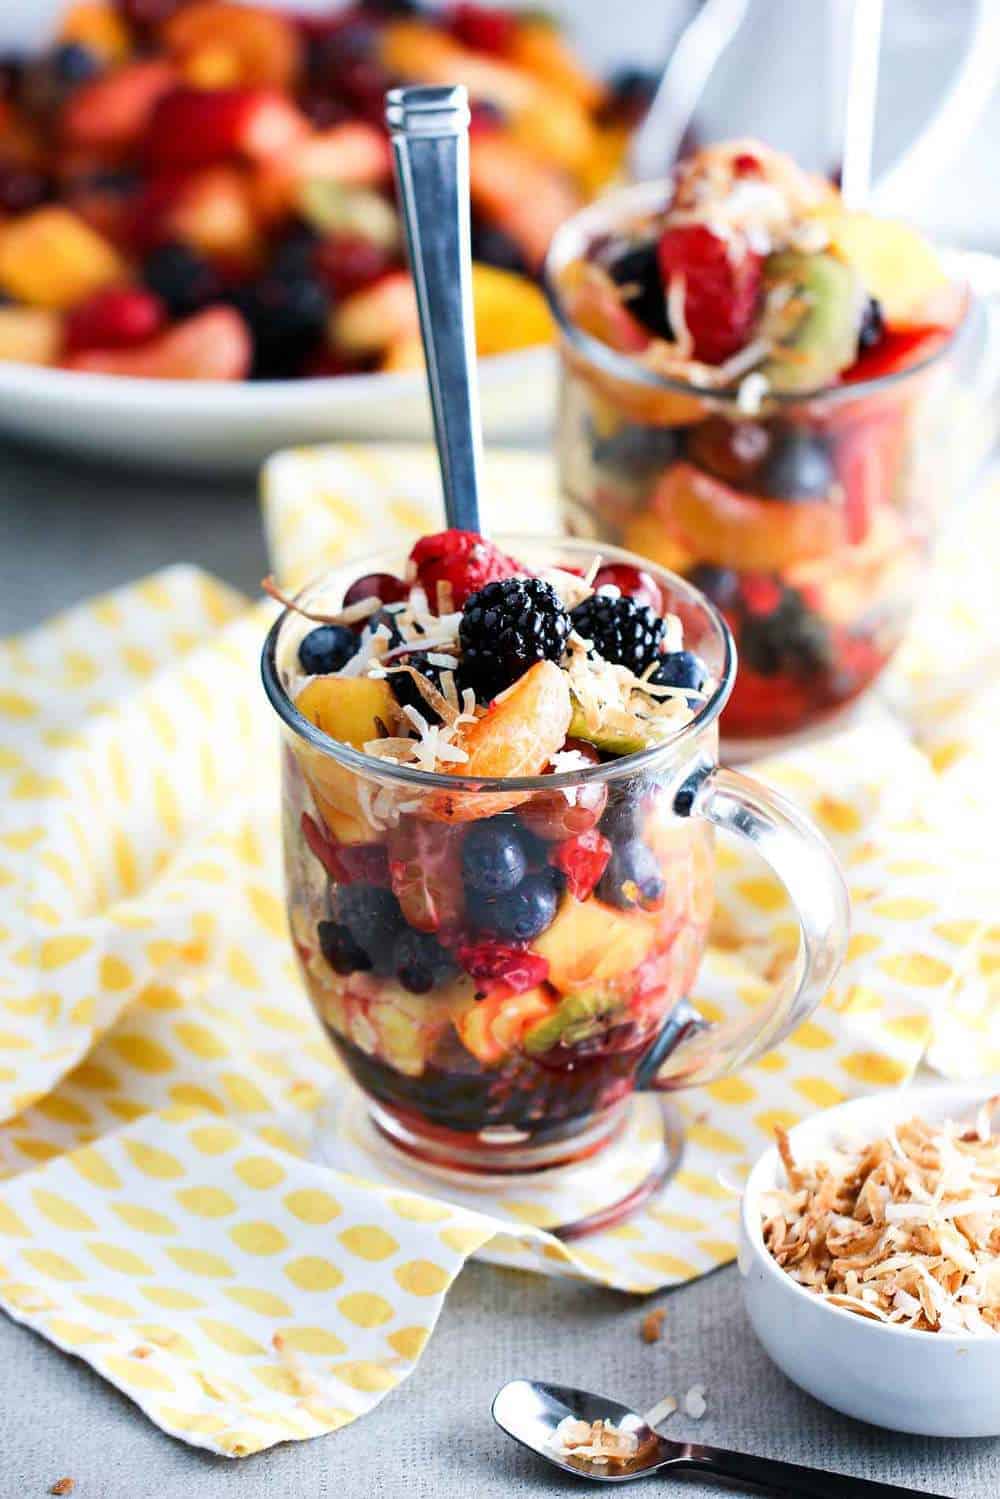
[762,1104,1000,1335]
[551,1416,642,1467]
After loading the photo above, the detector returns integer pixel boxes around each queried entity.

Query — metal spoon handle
[679,1444,944,1499]
[386,84,482,533]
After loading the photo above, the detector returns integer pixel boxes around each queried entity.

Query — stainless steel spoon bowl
[492,1379,946,1497]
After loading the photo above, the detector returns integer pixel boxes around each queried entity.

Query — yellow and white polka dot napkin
[0,446,994,1456]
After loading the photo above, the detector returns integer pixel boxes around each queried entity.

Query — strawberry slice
[456,941,550,995]
[61,59,177,151]
[63,305,252,380]
[144,87,308,172]
[841,324,950,384]
[548,828,611,901]
[387,818,465,933]
[657,224,762,365]
[410,528,521,612]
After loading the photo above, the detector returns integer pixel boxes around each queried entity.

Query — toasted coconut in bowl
[740,1083,1000,1437]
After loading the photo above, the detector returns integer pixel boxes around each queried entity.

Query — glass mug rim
[260,533,737,792]
[542,177,970,409]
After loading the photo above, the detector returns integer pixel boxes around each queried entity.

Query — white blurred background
[2,0,999,247]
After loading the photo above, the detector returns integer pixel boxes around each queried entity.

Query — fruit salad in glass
[546,140,967,749]
[262,529,848,1175]
[0,0,639,381]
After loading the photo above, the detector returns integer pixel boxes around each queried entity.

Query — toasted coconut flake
[263,575,381,627]
[551,1416,640,1465]
[763,1107,1000,1334]
[642,1394,678,1428]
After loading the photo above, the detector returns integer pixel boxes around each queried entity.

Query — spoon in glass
[493,1379,947,1497]
[385,83,482,534]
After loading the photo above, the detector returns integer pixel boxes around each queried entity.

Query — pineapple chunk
[821,211,949,325]
[294,676,398,846]
[533,896,657,995]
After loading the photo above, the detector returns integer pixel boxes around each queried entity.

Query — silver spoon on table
[385,83,482,534]
[493,1379,948,1497]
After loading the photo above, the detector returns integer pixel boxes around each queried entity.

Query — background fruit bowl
[0,0,637,469]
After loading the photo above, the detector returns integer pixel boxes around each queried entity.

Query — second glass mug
[545,182,990,754]
[262,537,849,1180]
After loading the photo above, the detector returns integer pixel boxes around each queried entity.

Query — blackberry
[740,586,833,678]
[459,577,570,701]
[570,593,665,674]
[393,929,456,994]
[317,919,371,976]
[336,884,404,974]
[230,274,328,379]
[143,242,223,320]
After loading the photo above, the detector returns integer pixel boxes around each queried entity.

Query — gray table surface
[2,443,997,1499]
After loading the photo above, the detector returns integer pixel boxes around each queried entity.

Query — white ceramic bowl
[0,346,556,473]
[740,1081,1000,1438]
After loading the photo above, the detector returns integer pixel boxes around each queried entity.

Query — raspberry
[657,223,762,365]
[456,941,550,995]
[548,829,611,901]
[459,577,571,700]
[410,529,520,613]
[570,593,665,675]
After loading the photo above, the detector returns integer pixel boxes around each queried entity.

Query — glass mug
[545,182,988,754]
[262,537,848,1181]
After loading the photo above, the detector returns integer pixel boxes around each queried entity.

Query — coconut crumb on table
[640,1307,667,1344]
[763,1103,1000,1334]
[683,1384,707,1420]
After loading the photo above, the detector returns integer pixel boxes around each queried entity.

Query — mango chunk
[0,207,123,310]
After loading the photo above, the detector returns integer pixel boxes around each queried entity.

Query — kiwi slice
[568,701,649,757]
[523,991,625,1056]
[760,251,864,394]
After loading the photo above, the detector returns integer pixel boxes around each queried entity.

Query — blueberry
[589,420,680,478]
[756,428,835,501]
[462,819,528,896]
[739,586,832,678]
[605,237,672,340]
[649,650,709,693]
[298,624,359,675]
[394,929,456,994]
[143,242,223,320]
[388,651,451,726]
[687,564,740,610]
[469,870,561,942]
[336,884,404,972]
[318,919,371,976]
[230,274,329,379]
[597,840,664,910]
[270,225,320,280]
[858,296,884,352]
[470,218,525,275]
[51,42,101,85]
[599,779,648,842]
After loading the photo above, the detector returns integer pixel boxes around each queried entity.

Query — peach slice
[652,462,847,572]
[426,660,572,823]
[455,987,558,1067]
[532,895,657,997]
[295,677,399,846]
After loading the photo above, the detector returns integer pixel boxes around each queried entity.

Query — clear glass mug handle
[637,767,850,1091]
